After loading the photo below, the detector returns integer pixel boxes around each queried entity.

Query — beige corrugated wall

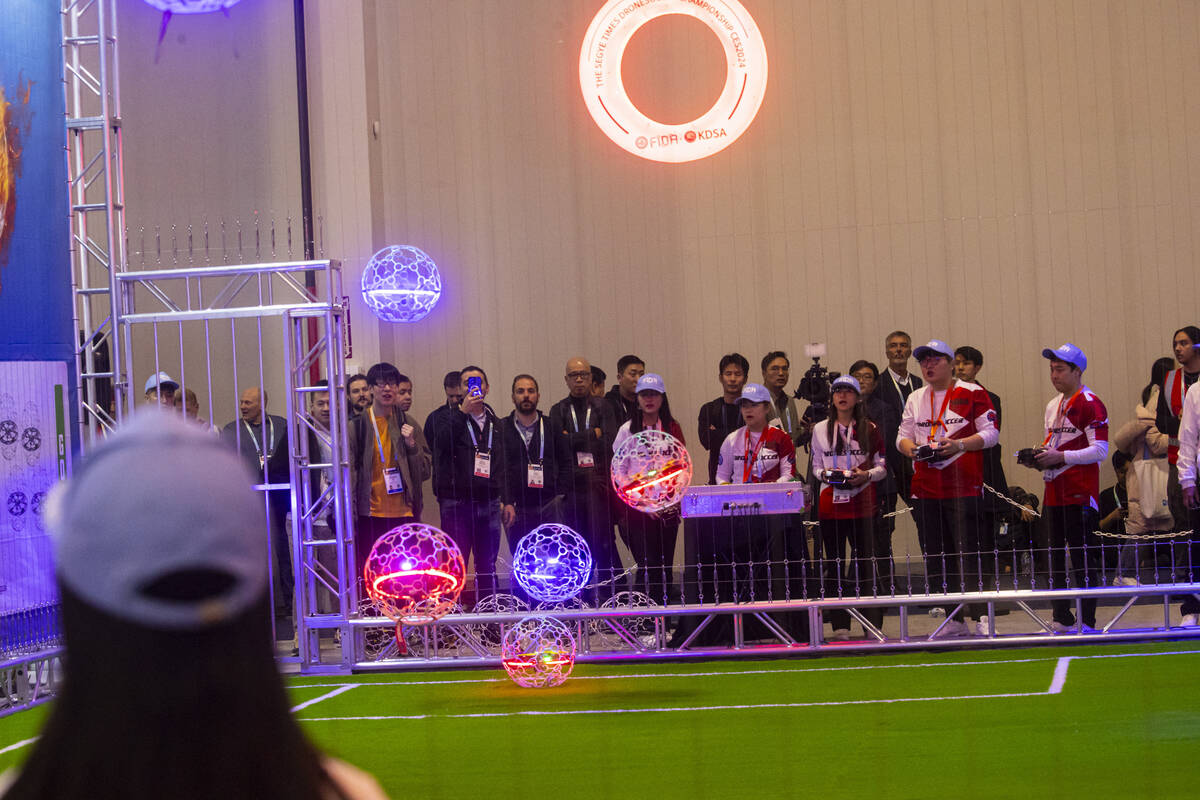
[118,0,1200,505]
[305,0,1199,498]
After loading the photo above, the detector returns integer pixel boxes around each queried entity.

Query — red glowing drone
[363,523,465,625]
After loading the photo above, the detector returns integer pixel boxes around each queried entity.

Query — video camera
[793,342,841,420]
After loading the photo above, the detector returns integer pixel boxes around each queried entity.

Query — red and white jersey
[811,420,887,519]
[1041,385,1109,508]
[898,380,999,499]
[1165,368,1191,464]
[716,426,795,484]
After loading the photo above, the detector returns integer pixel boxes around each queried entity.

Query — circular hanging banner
[579,0,768,163]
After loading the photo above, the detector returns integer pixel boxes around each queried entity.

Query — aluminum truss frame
[0,650,63,720]
[63,0,127,445]
[114,259,354,673]
[345,584,1200,671]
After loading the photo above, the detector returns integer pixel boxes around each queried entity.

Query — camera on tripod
[794,342,841,419]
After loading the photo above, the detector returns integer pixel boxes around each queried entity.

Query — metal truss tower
[63,0,127,447]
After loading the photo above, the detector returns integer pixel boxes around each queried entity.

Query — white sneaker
[1050,621,1075,634]
[1181,614,1200,627]
[975,617,995,637]
[933,618,970,638]
[831,628,851,641]
[1113,576,1139,587]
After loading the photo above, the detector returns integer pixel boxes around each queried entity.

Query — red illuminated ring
[579,0,768,163]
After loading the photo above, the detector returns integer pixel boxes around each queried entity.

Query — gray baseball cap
[47,412,268,629]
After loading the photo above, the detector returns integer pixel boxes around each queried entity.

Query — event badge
[833,488,853,504]
[527,464,545,489]
[474,451,492,479]
[383,467,403,495]
[577,451,595,468]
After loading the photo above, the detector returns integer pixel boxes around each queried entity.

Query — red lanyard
[743,429,769,483]
[927,386,954,443]
[1042,389,1082,447]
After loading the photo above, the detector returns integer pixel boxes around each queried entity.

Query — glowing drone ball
[501,616,577,689]
[596,591,660,647]
[512,524,593,604]
[363,523,465,625]
[470,593,531,652]
[142,0,243,11]
[360,244,442,323]
[611,430,692,513]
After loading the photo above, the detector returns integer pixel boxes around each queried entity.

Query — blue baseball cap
[635,373,666,394]
[913,340,954,362]
[143,371,179,394]
[830,375,861,394]
[1042,342,1087,372]
[737,383,772,404]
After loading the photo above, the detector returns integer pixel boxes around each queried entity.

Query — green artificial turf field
[4,642,1200,798]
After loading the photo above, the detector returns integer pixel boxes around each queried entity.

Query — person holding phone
[431,366,514,605]
[897,339,999,637]
[811,375,887,639]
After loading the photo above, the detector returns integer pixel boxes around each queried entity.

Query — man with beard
[346,373,372,418]
[502,375,567,594]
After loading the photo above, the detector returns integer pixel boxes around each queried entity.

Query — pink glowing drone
[363,523,465,625]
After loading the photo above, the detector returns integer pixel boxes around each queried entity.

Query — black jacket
[430,404,510,504]
[501,410,570,512]
[981,388,1008,510]
[875,370,922,494]
[697,397,744,484]
[864,393,901,496]
[549,394,616,491]
[221,414,290,486]
[604,385,638,429]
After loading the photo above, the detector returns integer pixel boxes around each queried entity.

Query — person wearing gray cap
[0,414,388,799]
[1023,343,1109,633]
[897,339,999,637]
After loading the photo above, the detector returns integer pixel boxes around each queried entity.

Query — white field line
[1048,657,1073,694]
[0,736,39,756]
[290,684,360,713]
[287,656,1062,690]
[302,691,1054,722]
[295,648,1200,722]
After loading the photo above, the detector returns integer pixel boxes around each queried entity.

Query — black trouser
[1178,507,1200,616]
[354,514,414,597]
[875,494,898,594]
[819,515,884,631]
[439,499,501,606]
[911,496,988,621]
[618,509,679,605]
[564,482,618,603]
[507,498,565,605]
[265,489,294,615]
[1046,504,1102,627]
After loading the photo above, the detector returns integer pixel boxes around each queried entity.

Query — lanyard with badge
[832,423,856,503]
[370,409,404,494]
[1042,389,1082,450]
[570,403,595,468]
[243,417,274,469]
[927,386,955,444]
[467,415,494,478]
[742,429,769,483]
[517,416,545,488]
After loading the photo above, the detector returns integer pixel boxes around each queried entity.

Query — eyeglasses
[373,380,399,388]
[567,371,591,380]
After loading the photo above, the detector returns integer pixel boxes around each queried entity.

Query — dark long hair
[6,587,344,800]
[824,390,873,459]
[630,393,676,435]
[1143,356,1176,405]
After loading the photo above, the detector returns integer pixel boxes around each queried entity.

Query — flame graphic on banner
[0,76,32,293]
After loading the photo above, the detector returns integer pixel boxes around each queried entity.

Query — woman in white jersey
[810,375,887,639]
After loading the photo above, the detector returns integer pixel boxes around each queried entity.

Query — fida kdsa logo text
[635,128,729,149]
